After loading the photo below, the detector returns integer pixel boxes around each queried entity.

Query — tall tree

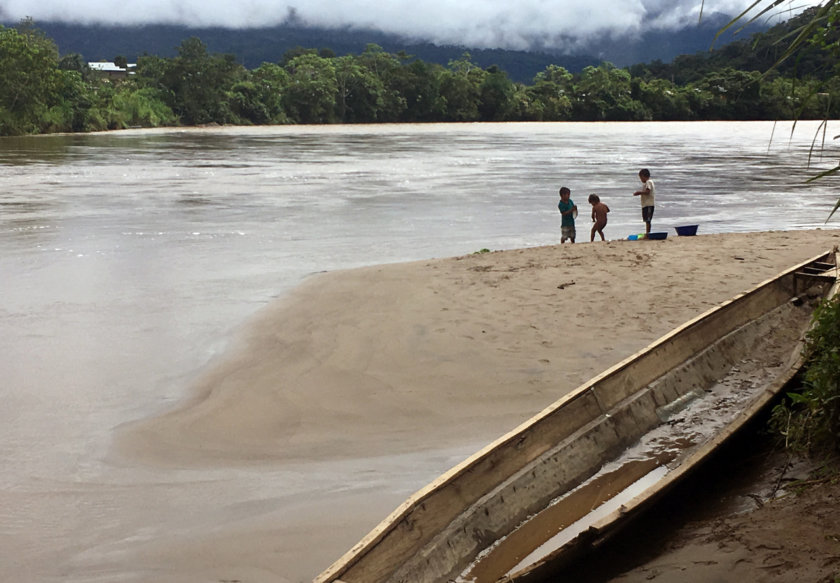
[386,58,444,122]
[333,55,385,123]
[478,65,515,121]
[438,53,485,122]
[58,53,90,77]
[572,63,644,121]
[686,68,762,119]
[248,62,290,124]
[160,37,245,125]
[633,77,690,121]
[525,65,574,120]
[283,52,338,123]
[0,21,64,134]
[357,44,407,122]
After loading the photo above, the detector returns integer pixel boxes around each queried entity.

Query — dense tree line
[1,14,838,136]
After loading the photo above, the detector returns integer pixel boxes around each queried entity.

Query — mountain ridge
[4,15,765,83]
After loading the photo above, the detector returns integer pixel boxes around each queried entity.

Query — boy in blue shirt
[557,186,577,243]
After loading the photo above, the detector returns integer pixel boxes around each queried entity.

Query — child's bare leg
[593,221,606,241]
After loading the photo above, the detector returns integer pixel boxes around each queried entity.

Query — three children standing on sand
[557,168,655,243]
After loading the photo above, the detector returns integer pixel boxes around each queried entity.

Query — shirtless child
[588,194,610,242]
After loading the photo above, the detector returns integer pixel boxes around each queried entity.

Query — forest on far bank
[1,8,838,136]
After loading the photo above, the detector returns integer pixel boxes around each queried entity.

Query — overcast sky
[0,0,820,51]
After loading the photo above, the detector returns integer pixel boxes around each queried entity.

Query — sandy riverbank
[115,229,840,582]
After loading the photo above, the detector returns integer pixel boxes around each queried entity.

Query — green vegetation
[1,8,839,136]
[771,295,840,456]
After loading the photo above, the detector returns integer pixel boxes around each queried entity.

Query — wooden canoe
[315,250,839,583]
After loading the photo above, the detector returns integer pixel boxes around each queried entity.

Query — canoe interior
[317,251,837,583]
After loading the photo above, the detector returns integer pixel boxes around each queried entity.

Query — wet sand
[550,424,840,583]
[112,229,840,582]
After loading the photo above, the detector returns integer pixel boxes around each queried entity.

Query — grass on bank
[771,295,840,459]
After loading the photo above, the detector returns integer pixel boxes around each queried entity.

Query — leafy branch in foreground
[708,1,840,219]
[770,295,840,455]
[708,0,838,70]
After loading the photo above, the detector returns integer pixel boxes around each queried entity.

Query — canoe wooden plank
[316,250,838,583]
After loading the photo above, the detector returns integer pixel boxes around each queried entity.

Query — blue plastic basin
[675,225,698,236]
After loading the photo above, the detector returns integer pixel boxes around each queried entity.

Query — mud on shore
[548,416,840,583]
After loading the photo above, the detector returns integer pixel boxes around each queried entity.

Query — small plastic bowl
[647,232,668,240]
[674,225,698,236]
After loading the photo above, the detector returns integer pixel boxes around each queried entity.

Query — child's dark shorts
[642,205,655,223]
